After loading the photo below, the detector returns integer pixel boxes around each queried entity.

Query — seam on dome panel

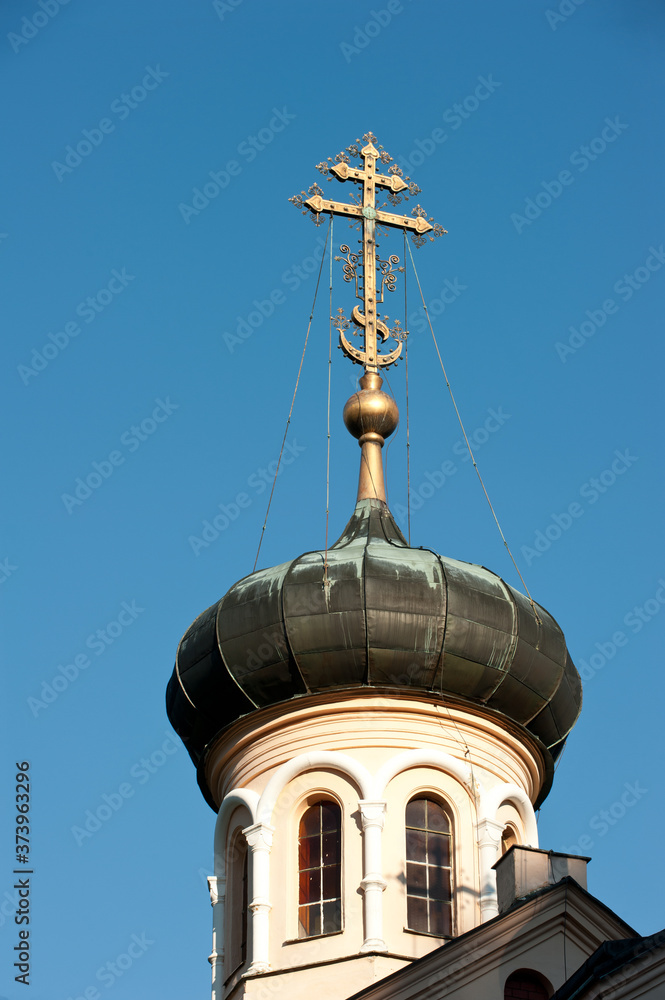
[528,702,562,749]
[475,574,520,705]
[215,593,261,710]
[513,673,562,722]
[173,605,223,711]
[530,658,581,744]
[281,554,312,695]
[222,555,294,593]
[429,550,449,693]
[179,603,218,646]
[505,582,570,727]
[485,584,568,730]
[173,651,198,710]
[378,504,408,547]
[361,526,370,685]
[329,502,368,550]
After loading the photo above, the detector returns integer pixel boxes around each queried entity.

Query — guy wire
[405,237,542,624]
[253,216,333,572]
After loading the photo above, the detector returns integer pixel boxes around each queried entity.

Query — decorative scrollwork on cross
[377,254,402,298]
[410,205,446,246]
[385,164,422,206]
[289,183,326,225]
[332,307,351,333]
[290,134,446,373]
[337,307,403,368]
[388,319,408,343]
[334,245,361,296]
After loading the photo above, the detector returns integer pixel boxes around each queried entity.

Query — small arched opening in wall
[496,797,529,853]
[225,826,249,981]
[504,968,553,999]
[501,823,519,855]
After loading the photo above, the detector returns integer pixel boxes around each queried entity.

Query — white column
[358,800,387,952]
[207,876,225,1000]
[476,817,504,922]
[243,822,274,974]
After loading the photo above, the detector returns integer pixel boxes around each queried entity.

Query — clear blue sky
[2,1,664,996]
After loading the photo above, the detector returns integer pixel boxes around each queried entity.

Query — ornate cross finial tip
[290,134,445,373]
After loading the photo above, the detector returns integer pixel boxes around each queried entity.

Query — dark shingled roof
[550,928,665,999]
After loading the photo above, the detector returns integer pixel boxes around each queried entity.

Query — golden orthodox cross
[291,132,446,374]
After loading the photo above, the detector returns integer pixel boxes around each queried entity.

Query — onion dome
[166,495,582,779]
[167,138,582,804]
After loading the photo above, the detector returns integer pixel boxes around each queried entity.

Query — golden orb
[343,372,399,443]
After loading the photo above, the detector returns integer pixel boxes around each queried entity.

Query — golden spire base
[343,372,399,503]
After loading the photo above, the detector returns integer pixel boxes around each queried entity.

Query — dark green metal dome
[166,498,582,773]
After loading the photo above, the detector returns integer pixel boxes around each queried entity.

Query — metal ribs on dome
[166,499,582,771]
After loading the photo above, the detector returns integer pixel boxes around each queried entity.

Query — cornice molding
[204,691,549,812]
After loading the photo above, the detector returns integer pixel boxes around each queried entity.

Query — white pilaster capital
[243,822,275,852]
[248,900,273,914]
[476,817,505,849]
[360,874,387,893]
[359,800,387,830]
[207,875,226,905]
[208,950,223,966]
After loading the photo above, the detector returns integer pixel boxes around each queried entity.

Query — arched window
[504,969,551,999]
[227,834,249,977]
[501,825,518,855]
[405,797,453,936]
[298,801,341,938]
